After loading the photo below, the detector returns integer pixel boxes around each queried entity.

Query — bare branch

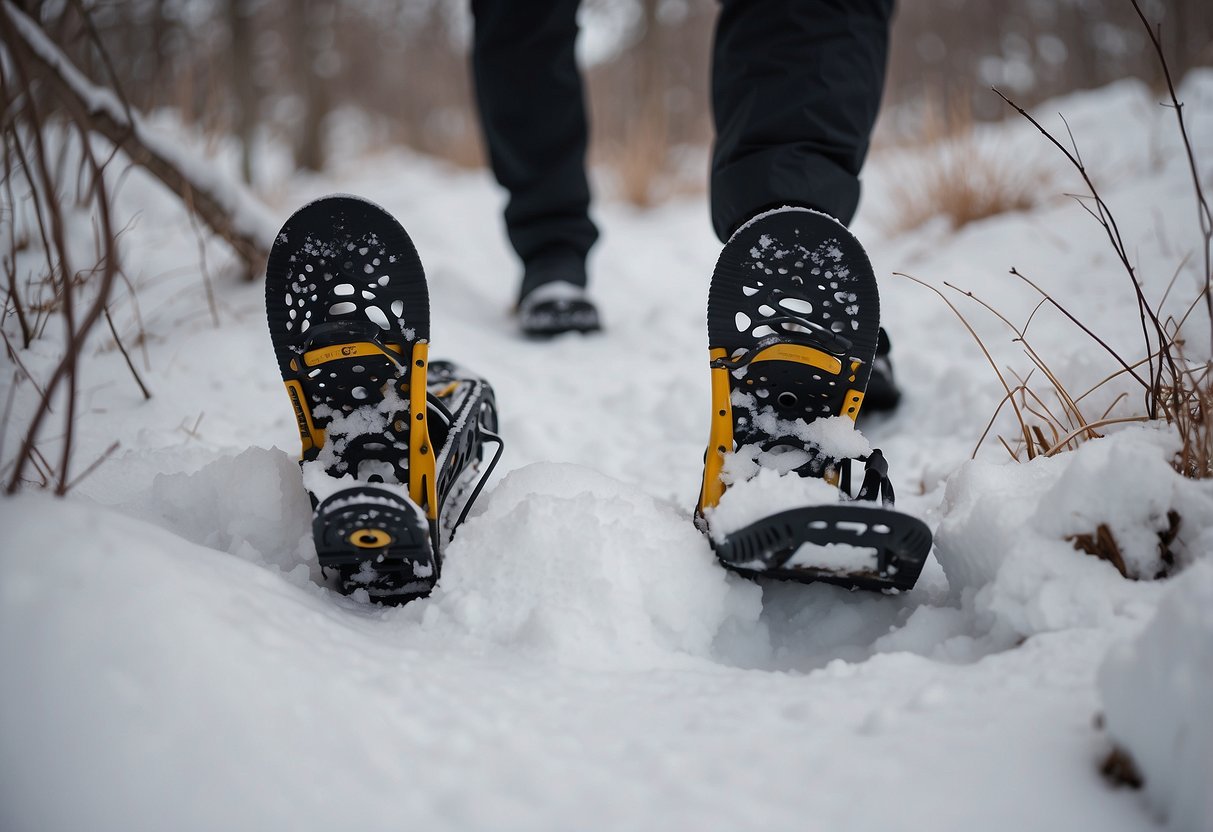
[1,1,275,281]
[899,272,1036,456]
[103,305,151,400]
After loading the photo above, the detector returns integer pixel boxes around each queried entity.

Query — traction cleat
[698,207,931,592]
[267,195,503,603]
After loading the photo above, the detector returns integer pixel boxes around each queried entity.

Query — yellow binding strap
[407,341,438,520]
[284,379,325,455]
[699,347,735,512]
[748,343,842,375]
[842,389,865,421]
[303,341,403,367]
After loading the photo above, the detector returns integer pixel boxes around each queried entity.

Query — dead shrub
[901,1,1211,481]
[1066,511,1179,580]
[886,95,1044,233]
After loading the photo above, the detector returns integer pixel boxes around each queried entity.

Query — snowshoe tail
[699,208,931,592]
[714,503,933,592]
[266,195,502,603]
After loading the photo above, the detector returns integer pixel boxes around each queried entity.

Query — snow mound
[429,463,764,668]
[934,428,1211,639]
[119,446,316,580]
[1098,561,1213,831]
[0,495,340,832]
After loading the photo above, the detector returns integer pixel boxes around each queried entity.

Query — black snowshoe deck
[267,195,501,603]
[700,207,932,592]
[713,504,933,593]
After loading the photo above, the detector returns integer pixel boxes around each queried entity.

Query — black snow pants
[470,0,895,295]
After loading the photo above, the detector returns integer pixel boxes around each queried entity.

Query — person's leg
[710,0,895,240]
[696,4,929,587]
[470,0,598,302]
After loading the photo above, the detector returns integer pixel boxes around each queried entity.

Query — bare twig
[945,279,1095,432]
[0,5,124,494]
[971,382,1029,459]
[63,439,119,491]
[184,188,222,327]
[0,370,18,470]
[178,411,205,440]
[1,328,50,403]
[1100,392,1130,421]
[997,434,1018,461]
[1,1,273,280]
[1044,417,1151,458]
[1129,0,1212,346]
[995,88,1177,419]
[102,305,151,399]
[898,272,1036,456]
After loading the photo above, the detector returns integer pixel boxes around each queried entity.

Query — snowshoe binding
[698,207,932,592]
[266,195,503,603]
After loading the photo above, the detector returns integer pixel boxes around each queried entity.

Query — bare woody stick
[0,1,277,281]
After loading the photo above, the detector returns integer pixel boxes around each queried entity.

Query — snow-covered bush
[934,427,1213,640]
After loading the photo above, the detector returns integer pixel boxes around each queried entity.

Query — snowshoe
[697,207,932,592]
[266,195,503,603]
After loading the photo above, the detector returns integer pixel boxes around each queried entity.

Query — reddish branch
[1,1,274,281]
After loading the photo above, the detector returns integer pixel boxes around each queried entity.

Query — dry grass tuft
[902,1,1212,485]
[607,105,670,209]
[1168,358,1213,477]
[886,95,1044,233]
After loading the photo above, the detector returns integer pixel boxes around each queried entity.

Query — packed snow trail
[3,76,1213,831]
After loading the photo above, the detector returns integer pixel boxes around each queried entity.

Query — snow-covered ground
[3,75,1213,831]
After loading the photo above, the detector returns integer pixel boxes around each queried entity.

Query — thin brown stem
[1129,0,1212,348]
[1008,268,1152,392]
[103,305,151,399]
[1044,417,1151,458]
[63,439,119,492]
[900,272,1037,457]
